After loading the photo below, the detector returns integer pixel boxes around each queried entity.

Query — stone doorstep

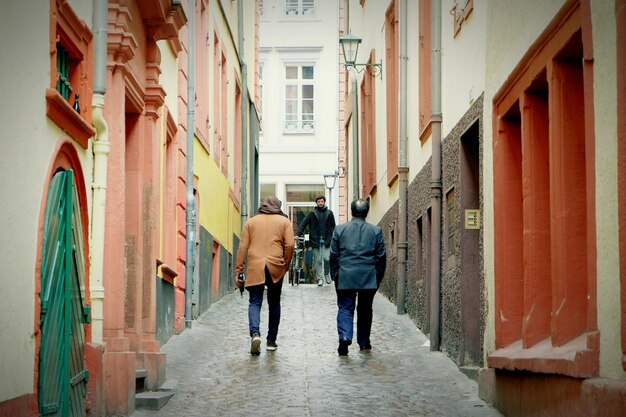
[135,391,175,410]
[458,366,480,382]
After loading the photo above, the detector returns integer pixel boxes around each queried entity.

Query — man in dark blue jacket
[329,198,386,356]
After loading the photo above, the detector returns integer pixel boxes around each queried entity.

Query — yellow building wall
[194,139,241,253]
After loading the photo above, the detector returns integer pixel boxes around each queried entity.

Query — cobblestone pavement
[132,283,503,417]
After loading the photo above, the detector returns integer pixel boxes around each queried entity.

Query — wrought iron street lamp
[339,33,383,78]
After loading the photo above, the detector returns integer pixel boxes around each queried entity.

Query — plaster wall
[345,0,394,225]
[195,140,235,252]
[589,0,621,379]
[440,0,486,138]
[346,0,486,226]
[0,0,93,403]
[243,0,258,98]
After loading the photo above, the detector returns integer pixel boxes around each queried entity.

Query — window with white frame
[284,64,315,132]
[259,0,264,17]
[285,0,315,16]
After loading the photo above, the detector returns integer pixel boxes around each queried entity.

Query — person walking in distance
[330,199,386,356]
[235,196,294,355]
[296,195,336,286]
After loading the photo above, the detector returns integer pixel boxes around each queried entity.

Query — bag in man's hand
[236,272,246,297]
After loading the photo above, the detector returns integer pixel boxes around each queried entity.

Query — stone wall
[378,94,485,367]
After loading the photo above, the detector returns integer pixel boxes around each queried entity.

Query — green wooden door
[39,170,89,417]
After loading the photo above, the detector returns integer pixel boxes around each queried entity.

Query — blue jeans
[314,245,330,281]
[336,288,377,348]
[248,269,283,342]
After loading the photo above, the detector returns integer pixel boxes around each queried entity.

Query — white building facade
[258,0,341,232]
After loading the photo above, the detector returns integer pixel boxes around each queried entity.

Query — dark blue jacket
[329,217,386,290]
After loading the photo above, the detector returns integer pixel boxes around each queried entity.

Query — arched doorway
[38,169,89,416]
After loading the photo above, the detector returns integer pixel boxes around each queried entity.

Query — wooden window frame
[419,0,432,142]
[385,0,399,185]
[360,50,377,198]
[452,0,473,38]
[46,0,95,149]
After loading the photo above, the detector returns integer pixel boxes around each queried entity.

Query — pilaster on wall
[102,0,186,413]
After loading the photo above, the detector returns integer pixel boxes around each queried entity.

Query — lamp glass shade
[323,173,337,190]
[339,33,361,66]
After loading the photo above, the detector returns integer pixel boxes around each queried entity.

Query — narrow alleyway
[132,284,503,417]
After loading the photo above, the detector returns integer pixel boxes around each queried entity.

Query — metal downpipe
[185,0,196,329]
[238,0,249,223]
[430,0,443,351]
[351,72,359,199]
[89,0,109,344]
[396,0,408,315]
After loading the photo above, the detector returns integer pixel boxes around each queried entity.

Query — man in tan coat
[235,196,294,354]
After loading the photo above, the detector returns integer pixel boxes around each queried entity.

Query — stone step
[135,391,174,410]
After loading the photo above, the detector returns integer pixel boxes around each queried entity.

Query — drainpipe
[238,0,249,223]
[351,72,359,199]
[396,0,408,315]
[430,0,443,351]
[90,0,109,344]
[185,0,196,329]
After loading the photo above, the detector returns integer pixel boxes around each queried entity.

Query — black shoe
[359,344,372,351]
[338,338,351,356]
[266,340,278,351]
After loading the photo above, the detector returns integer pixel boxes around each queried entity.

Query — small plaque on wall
[465,209,480,229]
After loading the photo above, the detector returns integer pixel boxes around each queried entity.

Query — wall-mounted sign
[465,209,480,229]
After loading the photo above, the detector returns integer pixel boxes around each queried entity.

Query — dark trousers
[248,268,283,342]
[336,288,377,348]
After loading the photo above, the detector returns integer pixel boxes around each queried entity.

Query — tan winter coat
[234,213,294,287]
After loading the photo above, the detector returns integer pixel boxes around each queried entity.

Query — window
[389,221,397,258]
[46,0,95,149]
[259,0,264,16]
[452,0,473,37]
[284,64,315,132]
[286,184,325,233]
[385,0,399,184]
[446,188,456,258]
[213,33,221,159]
[234,78,242,204]
[285,184,324,203]
[55,44,73,101]
[360,50,377,198]
[490,0,597,378]
[220,51,228,175]
[195,0,210,148]
[285,0,315,16]
[419,0,432,139]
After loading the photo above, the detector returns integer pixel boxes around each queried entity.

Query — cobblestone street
[132,283,503,417]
